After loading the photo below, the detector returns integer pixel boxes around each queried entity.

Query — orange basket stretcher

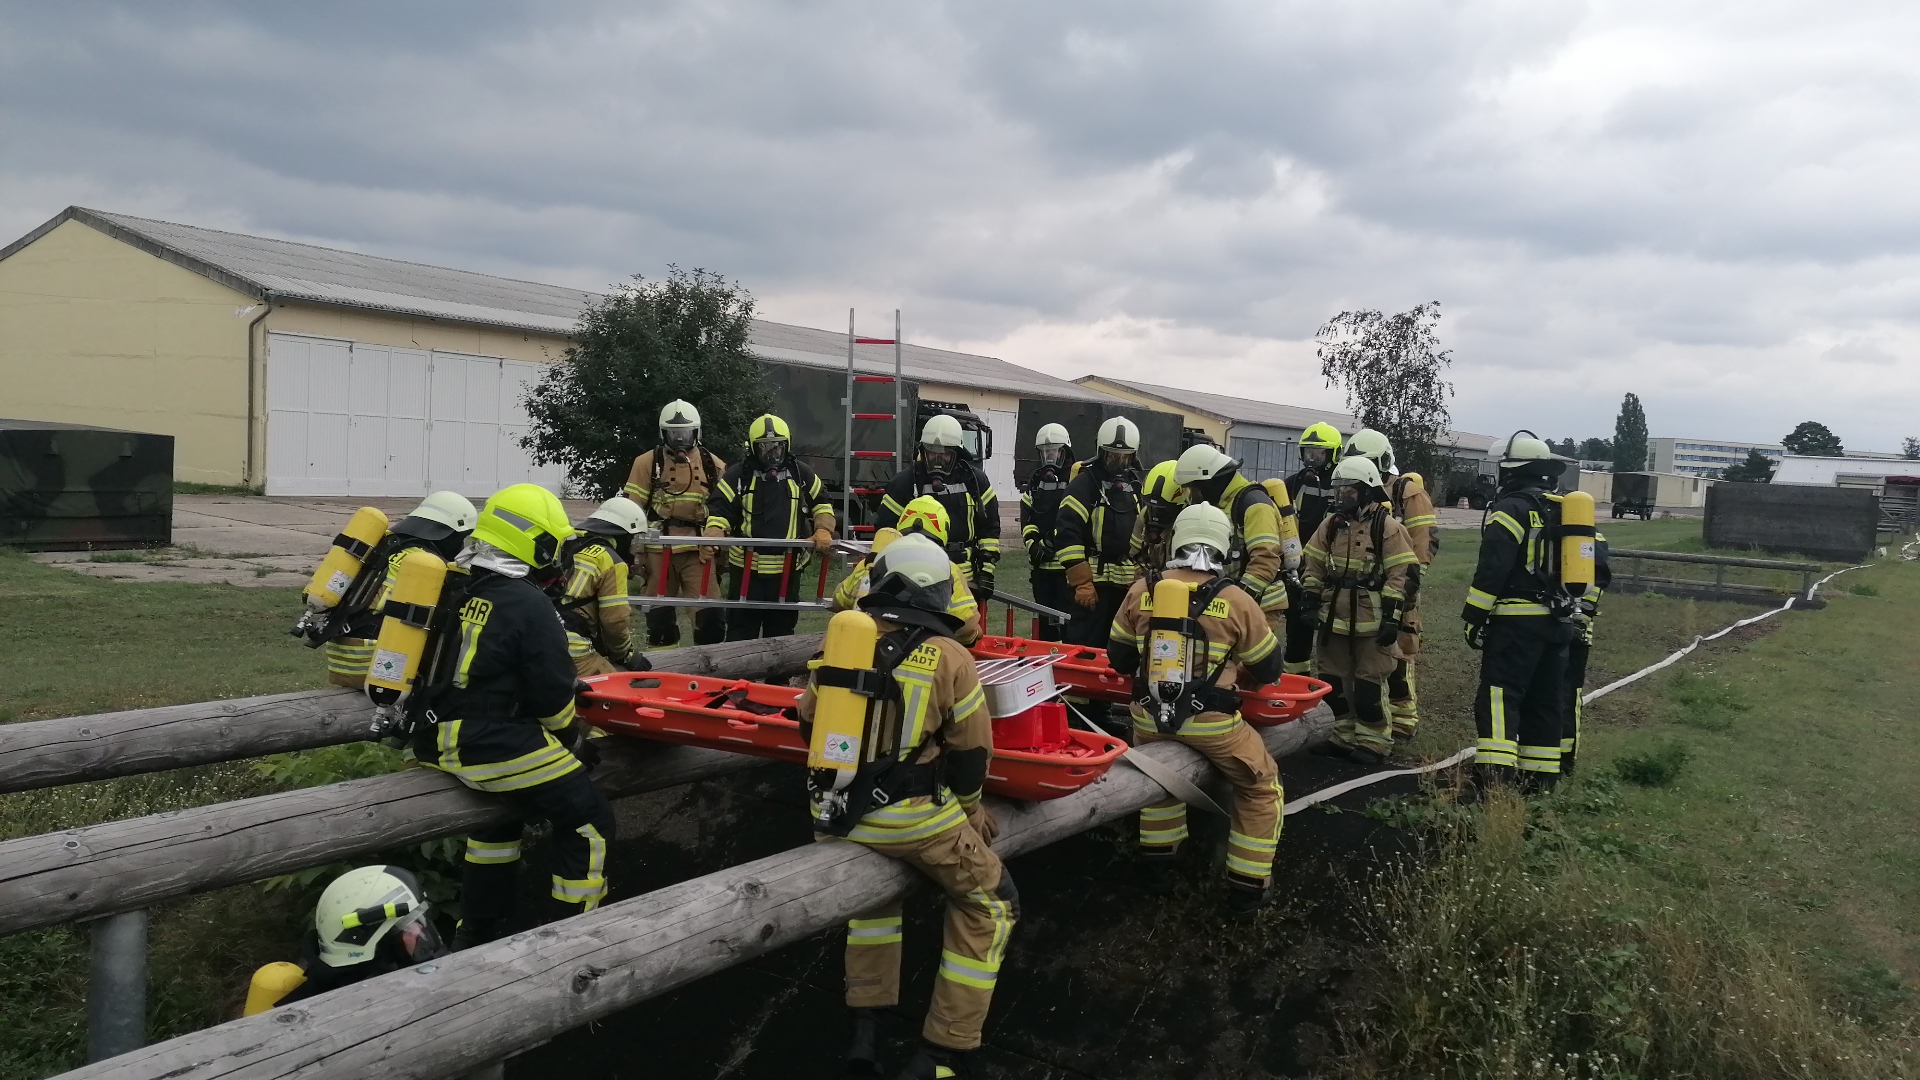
[967,635,1334,727]
[576,672,1128,802]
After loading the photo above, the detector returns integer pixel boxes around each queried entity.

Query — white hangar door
[266,333,562,498]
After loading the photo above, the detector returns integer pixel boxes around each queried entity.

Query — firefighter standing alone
[876,414,1001,600]
[1053,417,1144,647]
[1106,503,1285,915]
[624,399,728,647]
[801,533,1016,1080]
[1282,422,1344,675]
[1020,423,1074,639]
[1300,456,1419,766]
[704,413,837,640]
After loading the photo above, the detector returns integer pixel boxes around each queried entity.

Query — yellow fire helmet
[896,495,951,546]
[1144,459,1187,505]
[473,484,575,569]
[1300,422,1343,454]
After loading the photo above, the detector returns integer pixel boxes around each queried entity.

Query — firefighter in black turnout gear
[1462,432,1578,790]
[1054,416,1144,648]
[1283,422,1343,675]
[877,413,1002,599]
[406,484,616,948]
[705,413,837,640]
[1020,423,1073,640]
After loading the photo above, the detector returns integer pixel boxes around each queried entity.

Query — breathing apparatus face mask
[1038,444,1067,468]
[1305,447,1332,469]
[1100,448,1136,473]
[664,428,696,454]
[921,443,957,478]
[1166,542,1226,574]
[1333,480,1367,516]
[753,438,787,470]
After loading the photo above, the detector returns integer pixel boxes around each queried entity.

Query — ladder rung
[853,337,896,345]
[852,412,895,421]
[853,375,895,384]
[850,487,889,495]
[851,526,878,535]
[851,451,896,459]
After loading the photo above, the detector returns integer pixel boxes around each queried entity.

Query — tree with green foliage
[1901,436,1918,460]
[1719,449,1776,483]
[1611,393,1647,472]
[1316,301,1455,481]
[1781,421,1844,457]
[521,268,774,497]
[1550,438,1578,457]
[1578,436,1614,462]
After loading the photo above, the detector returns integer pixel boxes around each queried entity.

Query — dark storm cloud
[3,0,1918,448]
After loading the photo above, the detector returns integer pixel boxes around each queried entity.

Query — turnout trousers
[419,718,616,927]
[640,543,724,647]
[725,559,804,641]
[1134,717,1283,895]
[834,819,1019,1051]
[1282,605,1316,676]
[1315,631,1398,756]
[1063,580,1128,649]
[323,637,375,689]
[1029,568,1072,641]
[1562,635,1591,774]
[1473,615,1572,779]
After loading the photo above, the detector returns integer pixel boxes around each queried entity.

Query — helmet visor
[753,437,787,467]
[1100,448,1136,472]
[394,910,445,963]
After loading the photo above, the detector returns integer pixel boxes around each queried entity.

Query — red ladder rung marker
[853,337,895,345]
[853,375,895,384]
[851,450,896,459]
[852,413,895,421]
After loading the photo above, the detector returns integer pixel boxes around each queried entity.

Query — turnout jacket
[1285,461,1336,546]
[557,536,634,665]
[1216,473,1285,612]
[1388,474,1439,567]
[1107,569,1282,737]
[1465,484,1567,618]
[1052,459,1143,586]
[797,630,992,845]
[625,447,727,531]
[830,560,983,645]
[1019,462,1071,571]
[705,456,836,572]
[1302,503,1418,636]
[876,458,1001,574]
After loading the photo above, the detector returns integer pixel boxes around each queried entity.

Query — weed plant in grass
[1340,792,1911,1080]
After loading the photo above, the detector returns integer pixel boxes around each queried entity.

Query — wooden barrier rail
[1608,548,1820,606]
[0,634,825,795]
[52,709,1334,1080]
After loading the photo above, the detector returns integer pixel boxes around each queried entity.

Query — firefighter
[1300,457,1419,766]
[1020,423,1073,639]
[1563,528,1612,776]
[624,399,728,647]
[413,484,615,947]
[320,492,477,688]
[1129,458,1188,573]
[1344,429,1438,739]
[876,413,1001,599]
[1174,443,1289,636]
[1282,422,1343,675]
[831,498,984,645]
[1107,503,1285,916]
[553,496,650,676]
[1053,417,1144,647]
[801,533,1017,1080]
[705,414,837,641]
[241,865,447,1015]
[1462,432,1575,790]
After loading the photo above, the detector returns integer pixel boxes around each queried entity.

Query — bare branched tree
[1316,301,1456,482]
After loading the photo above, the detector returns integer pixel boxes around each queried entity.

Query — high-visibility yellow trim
[1489,511,1524,540]
[1465,587,1496,611]
[938,949,1001,990]
[464,838,522,865]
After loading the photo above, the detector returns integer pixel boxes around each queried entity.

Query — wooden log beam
[0,740,766,937]
[0,634,824,795]
[53,710,1333,1080]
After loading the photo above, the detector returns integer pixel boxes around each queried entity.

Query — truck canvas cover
[0,420,173,550]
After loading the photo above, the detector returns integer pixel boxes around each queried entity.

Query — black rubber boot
[1225,884,1268,919]
[848,1008,882,1076]
[1140,856,1178,897]
[645,607,681,648]
[895,1042,971,1079]
[1309,739,1352,760]
[450,917,503,951]
[1347,744,1388,768]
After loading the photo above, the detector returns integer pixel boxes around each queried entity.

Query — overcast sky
[3,1,1916,450]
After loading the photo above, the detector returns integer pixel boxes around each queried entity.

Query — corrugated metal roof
[1084,376,1494,452]
[4,206,1116,402]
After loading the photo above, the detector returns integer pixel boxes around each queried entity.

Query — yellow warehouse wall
[0,219,256,484]
[263,303,570,365]
[1074,377,1230,443]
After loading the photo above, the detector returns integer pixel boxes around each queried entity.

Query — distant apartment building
[1648,437,1783,477]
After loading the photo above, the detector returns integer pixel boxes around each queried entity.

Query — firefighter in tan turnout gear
[1344,429,1438,739]
[624,399,728,647]
[1302,456,1419,766]
[551,496,650,676]
[1173,443,1294,636]
[800,533,1015,1080]
[1107,503,1285,917]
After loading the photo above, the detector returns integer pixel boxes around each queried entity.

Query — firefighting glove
[965,802,1000,845]
[1064,560,1098,610]
[1294,589,1321,624]
[973,563,996,604]
[559,721,601,772]
[810,526,835,552]
[1026,537,1053,565]
[1375,599,1402,647]
[699,528,722,563]
[1461,604,1489,650]
[620,651,653,673]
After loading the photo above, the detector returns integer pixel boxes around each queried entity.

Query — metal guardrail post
[1713,563,1726,601]
[88,909,147,1062]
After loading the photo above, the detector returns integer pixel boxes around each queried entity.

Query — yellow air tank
[809,609,880,790]
[302,507,389,612]
[1145,576,1197,697]
[365,547,449,707]
[242,962,307,1016]
[1261,478,1302,570]
[1559,490,1597,595]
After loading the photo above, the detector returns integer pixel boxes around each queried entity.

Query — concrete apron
[31,495,599,588]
